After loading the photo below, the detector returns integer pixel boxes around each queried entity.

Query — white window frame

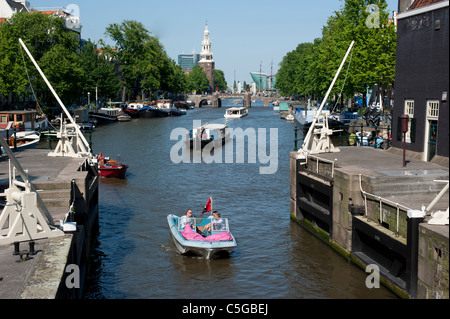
[404,99,414,143]
[423,100,440,161]
[427,100,439,119]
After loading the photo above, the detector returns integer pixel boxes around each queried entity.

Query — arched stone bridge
[187,93,279,108]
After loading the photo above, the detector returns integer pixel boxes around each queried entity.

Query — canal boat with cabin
[0,110,49,131]
[187,123,229,150]
[224,107,248,119]
[89,107,123,124]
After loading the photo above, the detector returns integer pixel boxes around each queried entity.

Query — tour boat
[167,214,237,259]
[224,107,248,119]
[187,123,229,150]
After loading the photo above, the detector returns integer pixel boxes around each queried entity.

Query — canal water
[82,100,396,299]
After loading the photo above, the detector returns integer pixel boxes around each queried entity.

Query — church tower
[198,22,215,92]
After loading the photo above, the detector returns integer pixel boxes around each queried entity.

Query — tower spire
[200,20,213,63]
[198,20,215,93]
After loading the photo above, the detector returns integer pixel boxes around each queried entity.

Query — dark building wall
[392,5,449,159]
[199,61,215,93]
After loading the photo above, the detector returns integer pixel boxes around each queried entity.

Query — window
[404,100,414,143]
[405,100,414,117]
[427,100,439,119]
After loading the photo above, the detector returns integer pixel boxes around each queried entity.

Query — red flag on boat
[201,197,212,215]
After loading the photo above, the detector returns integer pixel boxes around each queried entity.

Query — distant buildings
[178,53,200,74]
[250,72,276,92]
[0,0,81,37]
[0,0,30,20]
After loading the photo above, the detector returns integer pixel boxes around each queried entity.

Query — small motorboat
[224,107,248,119]
[167,214,237,259]
[94,155,128,178]
[187,123,229,150]
[285,113,294,121]
[1,131,40,153]
[117,113,131,121]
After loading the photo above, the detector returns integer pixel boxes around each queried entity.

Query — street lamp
[87,92,90,108]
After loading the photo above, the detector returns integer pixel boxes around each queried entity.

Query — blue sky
[29,0,398,87]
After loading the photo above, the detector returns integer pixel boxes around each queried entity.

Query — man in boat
[180,209,194,230]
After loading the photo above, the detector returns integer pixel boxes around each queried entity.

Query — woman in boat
[98,152,105,165]
[202,211,224,233]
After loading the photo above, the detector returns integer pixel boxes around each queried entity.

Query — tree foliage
[277,0,396,102]
[79,40,120,102]
[186,66,209,93]
[0,11,84,107]
[214,69,227,92]
[105,20,187,100]
[1,14,228,108]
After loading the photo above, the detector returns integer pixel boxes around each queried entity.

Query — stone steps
[366,171,448,197]
[34,181,72,209]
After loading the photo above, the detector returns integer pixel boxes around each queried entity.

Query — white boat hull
[224,107,248,119]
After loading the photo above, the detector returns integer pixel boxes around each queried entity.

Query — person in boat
[98,152,105,165]
[202,211,225,233]
[180,209,194,230]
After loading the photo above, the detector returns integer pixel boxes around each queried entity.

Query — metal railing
[359,174,411,236]
[294,123,392,151]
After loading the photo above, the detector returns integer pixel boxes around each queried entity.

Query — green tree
[317,0,396,99]
[79,40,120,103]
[276,0,396,102]
[277,47,302,96]
[186,66,209,93]
[214,69,227,92]
[0,11,84,108]
[160,58,187,94]
[105,20,183,100]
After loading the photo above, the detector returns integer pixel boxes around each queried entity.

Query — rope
[19,43,58,131]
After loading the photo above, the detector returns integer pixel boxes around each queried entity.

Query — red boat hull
[98,164,128,178]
